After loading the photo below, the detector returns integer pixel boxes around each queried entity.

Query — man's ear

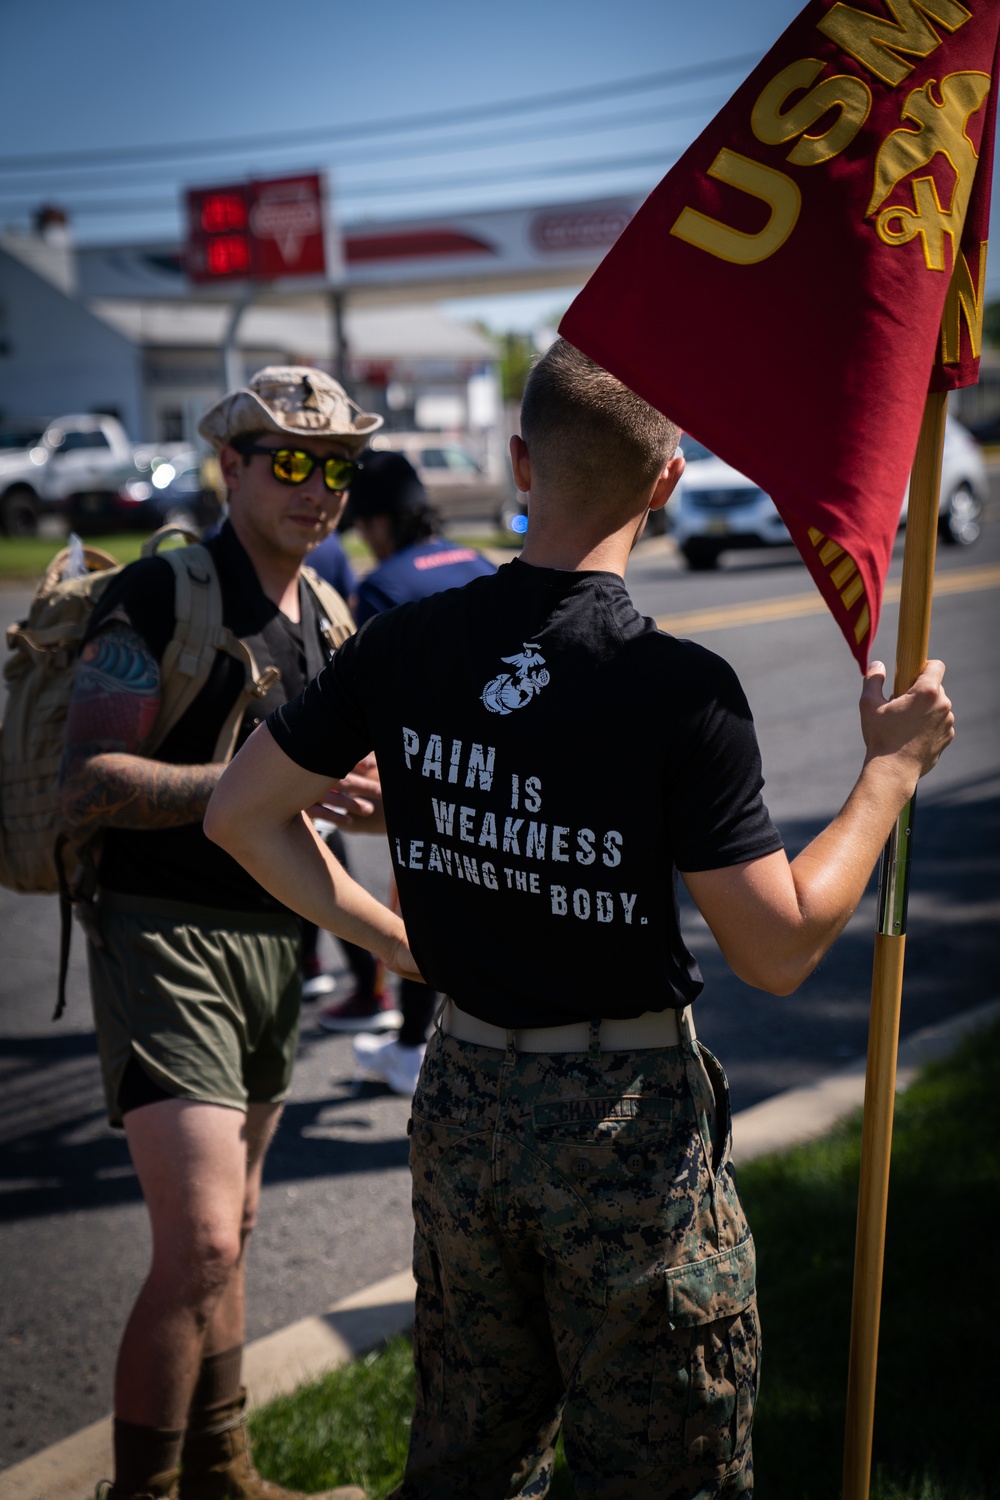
[649,453,685,512]
[219,444,243,494]
[509,433,531,494]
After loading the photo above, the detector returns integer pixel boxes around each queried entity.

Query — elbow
[719,918,828,997]
[761,969,808,998]
[737,969,803,998]
[202,788,234,854]
[203,776,269,868]
[57,775,91,830]
[729,952,813,997]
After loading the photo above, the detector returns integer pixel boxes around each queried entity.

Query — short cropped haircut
[520,338,680,499]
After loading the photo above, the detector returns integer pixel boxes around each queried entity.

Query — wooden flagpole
[841,388,948,1500]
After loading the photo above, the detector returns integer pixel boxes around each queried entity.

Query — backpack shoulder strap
[301,565,355,653]
[206,636,280,766]
[147,542,225,755]
[146,537,281,765]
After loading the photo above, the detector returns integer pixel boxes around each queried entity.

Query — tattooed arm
[58,621,224,831]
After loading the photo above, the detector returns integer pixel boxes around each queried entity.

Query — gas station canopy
[338,195,642,305]
[81,188,646,309]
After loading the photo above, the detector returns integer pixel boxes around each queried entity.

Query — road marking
[655,563,1000,636]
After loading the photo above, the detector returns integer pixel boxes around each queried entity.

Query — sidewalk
[6,994,999,1500]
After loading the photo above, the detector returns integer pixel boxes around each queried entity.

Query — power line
[0,93,724,198]
[0,53,756,173]
[344,146,679,196]
[0,146,678,220]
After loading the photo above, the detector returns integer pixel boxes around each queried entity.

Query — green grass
[0,528,518,585]
[248,1021,1000,1498]
[249,1337,577,1500]
[0,532,153,582]
[745,1020,1000,1500]
[248,1337,415,1498]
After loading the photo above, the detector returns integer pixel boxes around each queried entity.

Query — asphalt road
[2,511,998,1469]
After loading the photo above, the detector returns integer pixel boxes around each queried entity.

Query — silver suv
[668,419,987,570]
[367,432,520,526]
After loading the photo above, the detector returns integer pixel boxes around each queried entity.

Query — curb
[6,997,999,1500]
[731,995,1000,1163]
[1,1270,416,1500]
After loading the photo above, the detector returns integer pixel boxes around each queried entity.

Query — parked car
[367,432,522,526]
[968,410,1000,446]
[899,416,986,544]
[0,427,44,452]
[64,451,221,535]
[0,413,134,535]
[668,419,987,569]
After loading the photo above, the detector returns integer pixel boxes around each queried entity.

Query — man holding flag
[559,1,999,1491]
[205,331,953,1496]
[205,0,997,1490]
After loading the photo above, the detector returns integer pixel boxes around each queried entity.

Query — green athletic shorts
[87,892,302,1128]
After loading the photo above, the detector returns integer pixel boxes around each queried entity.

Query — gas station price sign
[185,173,328,283]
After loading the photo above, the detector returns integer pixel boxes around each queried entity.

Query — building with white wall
[0,233,145,437]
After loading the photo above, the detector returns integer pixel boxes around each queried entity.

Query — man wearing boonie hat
[58,366,383,1500]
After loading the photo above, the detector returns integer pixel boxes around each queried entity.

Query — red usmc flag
[560,0,999,669]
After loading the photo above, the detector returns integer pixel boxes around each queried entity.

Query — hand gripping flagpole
[842,388,948,1500]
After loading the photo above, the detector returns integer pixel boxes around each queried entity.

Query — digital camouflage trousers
[390,1019,758,1500]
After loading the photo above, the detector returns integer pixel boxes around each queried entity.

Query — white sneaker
[301,971,338,1000]
[352,1033,426,1097]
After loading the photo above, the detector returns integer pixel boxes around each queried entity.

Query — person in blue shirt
[318,449,495,1095]
[351,450,496,625]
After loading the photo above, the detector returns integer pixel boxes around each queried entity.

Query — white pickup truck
[0,413,133,536]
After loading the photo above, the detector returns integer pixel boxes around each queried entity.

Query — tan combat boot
[177,1389,365,1500]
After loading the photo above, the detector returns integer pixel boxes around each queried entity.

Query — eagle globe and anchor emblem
[481,642,550,714]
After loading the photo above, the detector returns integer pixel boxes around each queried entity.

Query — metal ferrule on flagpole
[875,797,915,938]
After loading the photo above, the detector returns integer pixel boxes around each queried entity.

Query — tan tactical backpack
[0,528,353,1014]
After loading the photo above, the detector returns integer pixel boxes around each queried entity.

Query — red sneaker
[317,989,402,1033]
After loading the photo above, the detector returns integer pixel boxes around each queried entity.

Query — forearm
[210,803,410,969]
[205,725,418,974]
[685,659,953,996]
[60,753,224,831]
[774,756,916,983]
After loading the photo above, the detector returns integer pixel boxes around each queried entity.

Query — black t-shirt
[268,558,782,1025]
[86,522,335,910]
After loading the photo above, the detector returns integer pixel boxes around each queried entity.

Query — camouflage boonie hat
[198,365,382,457]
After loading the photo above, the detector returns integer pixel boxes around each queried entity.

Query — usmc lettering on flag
[561,0,1000,669]
[669,0,988,369]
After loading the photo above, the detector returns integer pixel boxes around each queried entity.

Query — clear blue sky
[2,0,997,328]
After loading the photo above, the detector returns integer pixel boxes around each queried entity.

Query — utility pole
[221,288,258,391]
[330,289,349,389]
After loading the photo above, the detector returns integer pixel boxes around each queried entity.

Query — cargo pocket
[649,1236,759,1469]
